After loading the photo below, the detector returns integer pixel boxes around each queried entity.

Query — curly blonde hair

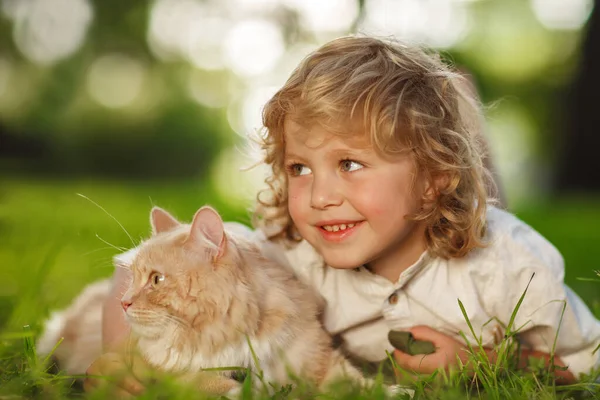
[254,36,494,259]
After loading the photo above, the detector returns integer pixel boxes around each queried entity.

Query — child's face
[283,119,428,271]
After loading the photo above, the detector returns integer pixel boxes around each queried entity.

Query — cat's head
[121,206,256,340]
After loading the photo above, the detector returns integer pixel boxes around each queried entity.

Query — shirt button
[388,292,399,305]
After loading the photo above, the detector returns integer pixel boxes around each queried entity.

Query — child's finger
[393,349,425,372]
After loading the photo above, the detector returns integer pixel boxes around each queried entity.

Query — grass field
[1,177,599,399]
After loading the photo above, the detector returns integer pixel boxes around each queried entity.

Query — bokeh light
[186,16,231,70]
[148,0,230,68]
[283,0,359,33]
[223,19,285,77]
[8,0,93,65]
[360,0,470,49]
[531,0,593,30]
[86,54,147,109]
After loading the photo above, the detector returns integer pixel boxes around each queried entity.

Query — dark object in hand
[388,330,436,355]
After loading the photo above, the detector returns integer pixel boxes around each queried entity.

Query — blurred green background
[0,0,599,338]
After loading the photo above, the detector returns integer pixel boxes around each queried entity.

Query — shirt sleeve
[489,220,600,378]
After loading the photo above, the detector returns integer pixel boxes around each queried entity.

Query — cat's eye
[149,271,164,287]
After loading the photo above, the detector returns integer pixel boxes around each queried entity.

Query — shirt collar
[356,250,430,291]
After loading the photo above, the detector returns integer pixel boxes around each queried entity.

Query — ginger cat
[120,205,364,394]
[49,205,363,396]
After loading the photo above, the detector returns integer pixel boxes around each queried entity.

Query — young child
[89,36,600,392]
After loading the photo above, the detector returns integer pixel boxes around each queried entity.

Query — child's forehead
[283,118,370,151]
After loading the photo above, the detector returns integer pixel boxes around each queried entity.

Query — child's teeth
[323,223,356,232]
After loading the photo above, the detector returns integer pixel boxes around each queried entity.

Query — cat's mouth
[125,309,167,337]
[126,308,186,339]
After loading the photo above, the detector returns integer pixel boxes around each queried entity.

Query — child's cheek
[287,186,305,224]
[353,184,384,215]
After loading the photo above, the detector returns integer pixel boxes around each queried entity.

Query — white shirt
[267,206,600,378]
[116,207,600,378]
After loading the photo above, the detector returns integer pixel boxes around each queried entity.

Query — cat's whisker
[76,193,136,247]
[94,234,128,252]
[115,263,131,271]
[129,308,187,330]
[89,260,119,271]
[163,314,188,328]
[131,310,172,325]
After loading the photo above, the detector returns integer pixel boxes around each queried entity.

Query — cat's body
[39,206,364,395]
[37,278,110,375]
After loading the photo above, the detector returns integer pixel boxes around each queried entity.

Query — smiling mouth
[320,223,356,232]
[316,221,363,241]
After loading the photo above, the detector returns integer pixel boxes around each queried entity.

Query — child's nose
[311,175,343,209]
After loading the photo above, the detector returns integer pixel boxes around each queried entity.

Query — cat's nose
[121,300,132,311]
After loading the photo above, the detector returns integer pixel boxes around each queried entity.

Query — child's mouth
[317,221,362,242]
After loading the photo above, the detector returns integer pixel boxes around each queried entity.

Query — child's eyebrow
[328,148,371,158]
[283,150,306,161]
[285,145,372,160]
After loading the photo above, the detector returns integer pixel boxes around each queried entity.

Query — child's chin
[323,256,365,270]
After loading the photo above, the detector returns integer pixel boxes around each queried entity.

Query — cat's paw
[385,383,414,398]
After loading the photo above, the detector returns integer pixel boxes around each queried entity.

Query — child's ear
[186,206,226,261]
[150,207,181,235]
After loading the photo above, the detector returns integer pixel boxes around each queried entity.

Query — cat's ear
[150,207,181,235]
[186,206,226,261]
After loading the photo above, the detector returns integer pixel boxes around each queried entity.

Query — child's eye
[340,159,364,172]
[149,271,164,287]
[287,163,311,176]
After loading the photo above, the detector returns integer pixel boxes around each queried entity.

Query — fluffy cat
[39,205,366,396]
[119,205,364,394]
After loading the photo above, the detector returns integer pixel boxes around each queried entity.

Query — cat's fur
[38,206,364,394]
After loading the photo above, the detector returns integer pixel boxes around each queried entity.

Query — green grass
[0,177,599,399]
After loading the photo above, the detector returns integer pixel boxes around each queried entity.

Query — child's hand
[84,352,150,398]
[393,325,468,374]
